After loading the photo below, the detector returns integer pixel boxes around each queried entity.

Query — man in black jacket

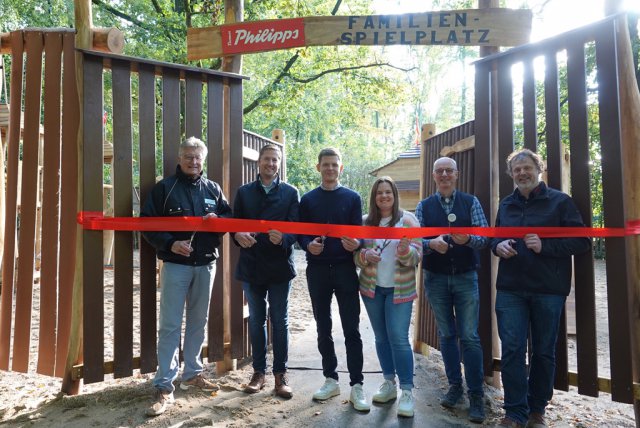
[233,144,300,398]
[141,137,232,416]
[493,149,590,428]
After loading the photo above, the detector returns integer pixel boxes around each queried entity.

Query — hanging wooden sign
[187,8,532,60]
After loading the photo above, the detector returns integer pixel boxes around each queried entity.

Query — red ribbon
[77,212,640,239]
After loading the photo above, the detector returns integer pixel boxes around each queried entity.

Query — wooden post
[0,58,5,271]
[271,129,285,181]
[62,0,92,395]
[216,0,244,375]
[614,15,640,424]
[1,28,124,55]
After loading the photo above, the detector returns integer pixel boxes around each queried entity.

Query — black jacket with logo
[232,175,300,285]
[491,182,591,296]
[141,166,232,266]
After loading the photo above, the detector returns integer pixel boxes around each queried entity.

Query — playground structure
[0,5,638,426]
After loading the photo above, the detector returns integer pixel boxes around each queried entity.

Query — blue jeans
[362,286,414,390]
[423,270,484,396]
[153,261,216,392]
[495,290,566,424]
[307,262,363,386]
[243,281,291,374]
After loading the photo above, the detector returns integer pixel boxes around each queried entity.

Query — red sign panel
[220,18,306,55]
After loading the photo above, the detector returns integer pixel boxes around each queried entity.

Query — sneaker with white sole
[146,388,174,417]
[372,379,397,403]
[312,377,340,401]
[397,389,414,417]
[180,373,219,392]
[349,383,371,412]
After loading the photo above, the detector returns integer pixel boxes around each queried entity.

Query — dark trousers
[306,262,363,386]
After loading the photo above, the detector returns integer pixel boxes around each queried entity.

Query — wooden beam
[1,27,124,54]
[440,135,475,156]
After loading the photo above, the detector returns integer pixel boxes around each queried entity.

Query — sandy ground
[0,251,636,427]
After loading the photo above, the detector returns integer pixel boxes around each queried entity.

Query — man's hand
[203,212,218,219]
[496,239,518,259]
[450,233,470,245]
[429,235,451,254]
[341,236,360,252]
[365,248,381,264]
[268,229,284,245]
[523,233,542,254]
[308,236,324,255]
[171,240,194,257]
[236,232,257,248]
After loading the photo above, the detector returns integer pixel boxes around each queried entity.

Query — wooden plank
[497,58,514,199]
[0,31,24,370]
[544,52,562,191]
[566,40,599,397]
[522,59,537,151]
[12,31,44,373]
[439,135,474,156]
[55,32,79,377]
[138,63,158,374]
[82,54,105,384]
[37,31,63,376]
[185,73,202,140]
[206,79,224,362]
[162,69,180,176]
[111,59,134,378]
[595,24,634,404]
[187,9,533,59]
[474,60,494,375]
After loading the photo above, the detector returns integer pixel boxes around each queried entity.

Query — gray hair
[433,157,458,171]
[179,137,208,157]
[506,148,544,177]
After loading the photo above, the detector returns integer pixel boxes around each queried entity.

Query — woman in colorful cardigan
[354,176,422,418]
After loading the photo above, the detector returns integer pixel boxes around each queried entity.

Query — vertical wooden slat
[112,59,134,378]
[12,31,44,372]
[566,40,599,397]
[0,31,24,370]
[138,63,158,373]
[229,80,244,359]
[55,32,79,377]
[522,59,537,151]
[82,53,105,384]
[544,52,563,192]
[497,59,514,199]
[207,79,225,362]
[474,61,494,375]
[185,73,202,140]
[595,24,634,404]
[162,69,180,176]
[37,31,63,376]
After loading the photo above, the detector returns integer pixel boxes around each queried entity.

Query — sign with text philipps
[187,8,532,60]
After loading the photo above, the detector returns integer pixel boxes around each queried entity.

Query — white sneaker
[349,383,371,412]
[397,389,414,417]
[312,377,340,401]
[372,379,397,403]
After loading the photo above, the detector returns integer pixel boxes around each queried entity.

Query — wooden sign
[187,8,532,60]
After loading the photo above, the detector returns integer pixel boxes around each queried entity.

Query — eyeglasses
[434,168,456,176]
[181,154,204,162]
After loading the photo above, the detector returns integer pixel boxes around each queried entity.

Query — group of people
[140,138,590,428]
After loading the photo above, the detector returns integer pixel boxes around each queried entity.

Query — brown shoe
[499,417,525,428]
[244,372,266,393]
[526,413,547,428]
[274,372,293,399]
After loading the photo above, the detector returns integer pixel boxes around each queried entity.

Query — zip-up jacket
[232,175,300,285]
[491,182,591,296]
[141,165,232,266]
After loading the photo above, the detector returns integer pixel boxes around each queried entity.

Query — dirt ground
[0,251,636,427]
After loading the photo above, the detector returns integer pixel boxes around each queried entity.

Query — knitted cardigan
[354,211,422,303]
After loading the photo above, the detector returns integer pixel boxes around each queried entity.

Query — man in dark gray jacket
[492,149,590,428]
[141,137,232,416]
[233,144,299,398]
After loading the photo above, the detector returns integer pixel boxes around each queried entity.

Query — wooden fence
[415,14,639,406]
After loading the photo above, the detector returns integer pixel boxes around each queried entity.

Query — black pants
[306,262,363,386]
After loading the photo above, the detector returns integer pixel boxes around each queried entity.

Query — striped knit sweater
[354,211,422,303]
